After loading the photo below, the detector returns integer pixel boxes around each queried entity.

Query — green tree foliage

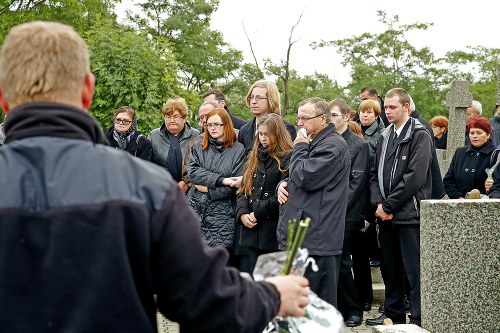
[312,10,449,118]
[130,0,243,91]
[0,0,118,44]
[445,46,500,118]
[86,20,180,135]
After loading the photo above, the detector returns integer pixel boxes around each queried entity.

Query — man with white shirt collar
[366,88,432,327]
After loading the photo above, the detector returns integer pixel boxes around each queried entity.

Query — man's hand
[485,178,493,192]
[230,176,243,188]
[195,184,208,193]
[241,213,257,228]
[277,182,289,204]
[178,180,189,194]
[294,129,311,145]
[375,203,393,221]
[265,275,310,317]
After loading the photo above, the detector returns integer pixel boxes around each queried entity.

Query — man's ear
[0,86,10,113]
[81,73,95,110]
[219,99,226,108]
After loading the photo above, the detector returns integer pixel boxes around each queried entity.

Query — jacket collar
[466,139,496,154]
[363,117,384,136]
[4,102,107,145]
[381,117,426,144]
[311,124,338,146]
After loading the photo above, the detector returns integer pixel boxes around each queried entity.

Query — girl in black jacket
[236,114,294,274]
[104,106,152,161]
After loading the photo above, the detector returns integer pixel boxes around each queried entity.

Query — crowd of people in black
[2,21,500,332]
[90,80,500,328]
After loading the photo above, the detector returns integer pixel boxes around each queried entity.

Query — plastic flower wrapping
[248,221,344,333]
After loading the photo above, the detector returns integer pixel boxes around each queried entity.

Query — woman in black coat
[444,117,497,198]
[104,106,152,161]
[236,114,294,274]
[187,108,246,264]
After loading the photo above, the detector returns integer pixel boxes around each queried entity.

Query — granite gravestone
[420,199,500,332]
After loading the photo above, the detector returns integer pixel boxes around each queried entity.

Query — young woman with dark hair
[236,113,294,274]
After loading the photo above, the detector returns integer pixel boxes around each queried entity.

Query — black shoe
[369,260,381,267]
[346,314,363,327]
[363,303,372,311]
[378,304,384,313]
[366,314,406,326]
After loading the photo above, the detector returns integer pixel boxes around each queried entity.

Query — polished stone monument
[420,199,500,332]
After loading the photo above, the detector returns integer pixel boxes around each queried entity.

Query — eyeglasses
[197,114,208,122]
[165,115,184,121]
[295,114,323,123]
[114,118,132,125]
[206,123,224,128]
[247,95,268,102]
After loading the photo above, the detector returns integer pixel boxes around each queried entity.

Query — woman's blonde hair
[162,97,188,118]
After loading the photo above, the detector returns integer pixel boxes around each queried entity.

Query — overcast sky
[117,0,499,85]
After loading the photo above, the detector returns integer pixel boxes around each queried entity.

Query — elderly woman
[429,116,448,149]
[104,106,152,161]
[187,108,245,264]
[357,99,385,166]
[148,97,200,191]
[444,117,497,198]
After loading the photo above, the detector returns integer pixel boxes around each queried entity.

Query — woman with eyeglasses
[104,106,152,161]
[236,113,293,274]
[148,97,200,191]
[429,116,448,149]
[187,108,246,265]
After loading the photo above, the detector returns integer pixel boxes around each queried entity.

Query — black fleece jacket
[0,102,280,333]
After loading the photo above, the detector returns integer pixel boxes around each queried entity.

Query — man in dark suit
[366,88,432,327]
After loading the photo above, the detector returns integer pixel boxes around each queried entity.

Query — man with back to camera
[203,88,247,130]
[277,97,350,308]
[366,88,432,327]
[0,21,309,332]
[329,98,370,327]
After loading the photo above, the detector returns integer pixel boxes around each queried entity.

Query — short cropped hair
[359,99,381,117]
[200,101,220,110]
[114,106,135,119]
[471,100,482,116]
[298,97,330,123]
[385,88,410,108]
[360,86,378,96]
[201,108,236,149]
[328,98,351,116]
[468,117,492,135]
[162,97,188,118]
[203,89,225,102]
[0,21,90,107]
[429,116,449,133]
[246,80,281,115]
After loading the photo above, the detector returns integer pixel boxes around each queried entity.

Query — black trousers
[337,231,363,317]
[351,225,375,306]
[247,247,276,276]
[305,255,340,308]
[379,223,421,324]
